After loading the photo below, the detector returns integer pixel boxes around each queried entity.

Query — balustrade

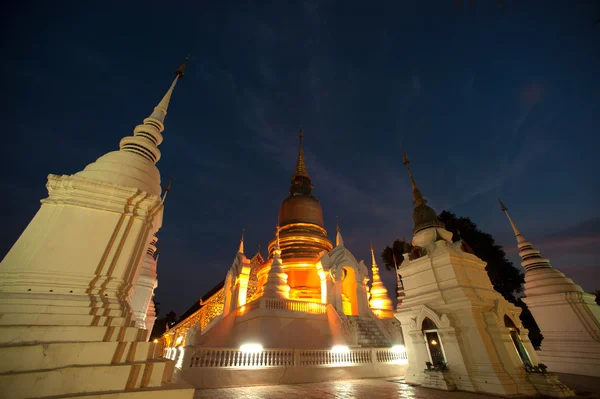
[188,347,406,368]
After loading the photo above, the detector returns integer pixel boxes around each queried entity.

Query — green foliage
[438,211,524,301]
[382,210,544,348]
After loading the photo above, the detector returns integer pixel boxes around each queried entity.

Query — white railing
[189,348,294,368]
[298,349,371,366]
[375,349,408,363]
[238,297,327,315]
[187,347,407,368]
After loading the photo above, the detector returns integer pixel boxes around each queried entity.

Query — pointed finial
[294,128,309,178]
[336,216,340,232]
[161,179,172,202]
[175,55,189,78]
[498,198,523,238]
[335,217,344,247]
[275,225,281,250]
[400,145,425,206]
[238,228,245,254]
[155,248,161,262]
[370,241,377,266]
[498,198,508,212]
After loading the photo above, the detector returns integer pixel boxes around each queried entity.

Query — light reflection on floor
[193,378,510,399]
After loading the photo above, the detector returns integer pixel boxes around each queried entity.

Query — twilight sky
[2,1,599,316]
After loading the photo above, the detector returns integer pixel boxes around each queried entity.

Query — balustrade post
[370,348,377,364]
[293,348,300,367]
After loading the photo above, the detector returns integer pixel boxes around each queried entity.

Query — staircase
[0,294,194,399]
[348,316,391,348]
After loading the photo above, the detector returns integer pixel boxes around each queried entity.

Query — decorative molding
[409,305,451,331]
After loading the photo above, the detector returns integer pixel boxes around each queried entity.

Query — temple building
[500,201,600,377]
[160,132,405,388]
[0,62,194,399]
[393,150,574,397]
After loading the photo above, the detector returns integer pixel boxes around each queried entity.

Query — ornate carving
[410,305,452,331]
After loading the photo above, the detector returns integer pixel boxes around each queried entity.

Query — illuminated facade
[160,131,402,388]
[395,150,574,397]
[0,62,194,399]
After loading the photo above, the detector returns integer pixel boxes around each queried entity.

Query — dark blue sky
[3,1,599,316]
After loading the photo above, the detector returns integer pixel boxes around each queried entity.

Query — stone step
[0,325,146,345]
[0,303,127,318]
[0,360,172,399]
[0,341,160,373]
[0,313,131,327]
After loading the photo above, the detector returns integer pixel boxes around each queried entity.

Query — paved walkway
[194,378,501,399]
[193,375,600,399]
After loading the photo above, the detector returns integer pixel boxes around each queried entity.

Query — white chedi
[263,226,290,299]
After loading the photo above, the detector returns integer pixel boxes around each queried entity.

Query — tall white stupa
[395,149,573,397]
[500,200,600,377]
[0,60,194,399]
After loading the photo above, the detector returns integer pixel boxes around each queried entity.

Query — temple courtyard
[193,374,600,399]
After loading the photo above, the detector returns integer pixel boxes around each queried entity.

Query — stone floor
[193,374,600,399]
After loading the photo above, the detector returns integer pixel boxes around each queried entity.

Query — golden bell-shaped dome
[278,195,324,227]
[269,129,332,260]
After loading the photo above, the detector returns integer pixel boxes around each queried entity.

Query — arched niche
[505,315,532,366]
[341,267,359,316]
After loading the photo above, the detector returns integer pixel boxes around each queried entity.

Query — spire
[295,128,309,178]
[401,146,426,207]
[238,228,245,254]
[368,242,393,311]
[499,199,552,272]
[264,225,290,299]
[401,146,445,235]
[335,217,344,247]
[161,179,172,202]
[119,57,188,165]
[147,56,187,124]
[289,129,313,196]
[370,240,377,266]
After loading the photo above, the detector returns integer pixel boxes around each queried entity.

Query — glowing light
[240,343,263,353]
[175,336,183,345]
[331,345,350,353]
[430,339,438,346]
[391,345,406,353]
[175,346,185,369]
[153,339,158,343]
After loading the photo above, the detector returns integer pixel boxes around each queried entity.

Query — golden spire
[370,240,377,266]
[275,225,281,250]
[294,128,310,179]
[336,216,340,232]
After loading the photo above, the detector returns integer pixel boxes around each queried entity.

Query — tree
[382,210,543,348]
[149,310,178,341]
